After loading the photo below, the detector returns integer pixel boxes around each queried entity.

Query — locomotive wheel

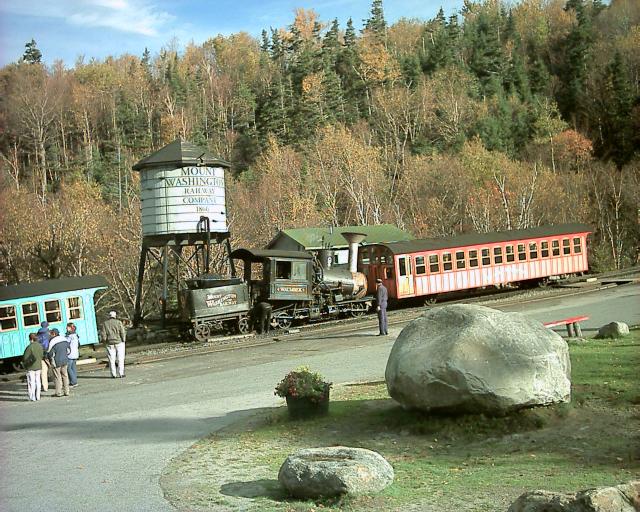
[350,303,368,318]
[424,296,437,306]
[271,312,292,330]
[194,323,211,342]
[237,317,250,334]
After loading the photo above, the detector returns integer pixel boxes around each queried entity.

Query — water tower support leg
[133,247,148,327]
[161,245,169,328]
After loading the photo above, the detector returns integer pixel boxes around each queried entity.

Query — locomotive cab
[230,249,313,304]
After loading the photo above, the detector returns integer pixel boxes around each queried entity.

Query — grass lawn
[161,332,640,512]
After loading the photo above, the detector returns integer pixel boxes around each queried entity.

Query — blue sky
[0,0,464,67]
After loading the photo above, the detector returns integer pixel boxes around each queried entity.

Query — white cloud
[0,0,173,37]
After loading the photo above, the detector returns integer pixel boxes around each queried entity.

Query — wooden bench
[543,315,589,337]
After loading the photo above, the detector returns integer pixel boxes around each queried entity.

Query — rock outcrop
[385,304,571,414]
[508,481,640,511]
[594,322,630,339]
[278,446,394,498]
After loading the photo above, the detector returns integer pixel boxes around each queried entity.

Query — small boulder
[278,446,394,498]
[508,480,640,511]
[385,304,571,414]
[594,322,630,339]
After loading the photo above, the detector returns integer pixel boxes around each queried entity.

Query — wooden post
[566,323,575,337]
[573,322,583,337]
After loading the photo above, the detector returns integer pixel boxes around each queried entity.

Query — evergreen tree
[260,30,270,53]
[466,10,505,97]
[364,0,387,41]
[336,18,364,122]
[557,0,594,127]
[598,52,635,168]
[22,39,42,64]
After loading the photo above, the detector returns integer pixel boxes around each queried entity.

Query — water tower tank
[132,139,230,237]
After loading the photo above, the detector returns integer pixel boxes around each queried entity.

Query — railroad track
[2,270,637,382]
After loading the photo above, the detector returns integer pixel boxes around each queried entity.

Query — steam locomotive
[178,234,373,341]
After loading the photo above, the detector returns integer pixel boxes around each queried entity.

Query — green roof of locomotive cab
[132,139,230,171]
[378,223,592,255]
[266,224,414,250]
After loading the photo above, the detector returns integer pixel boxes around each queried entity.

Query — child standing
[66,323,80,387]
[22,333,44,401]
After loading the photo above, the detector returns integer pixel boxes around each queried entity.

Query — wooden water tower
[132,139,234,327]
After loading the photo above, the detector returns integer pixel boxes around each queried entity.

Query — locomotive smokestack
[342,232,366,273]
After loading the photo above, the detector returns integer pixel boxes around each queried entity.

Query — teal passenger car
[0,276,108,367]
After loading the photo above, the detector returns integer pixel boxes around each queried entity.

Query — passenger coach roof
[230,249,313,262]
[378,224,592,255]
[0,275,109,302]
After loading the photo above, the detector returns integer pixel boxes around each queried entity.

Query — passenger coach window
[481,248,490,266]
[493,247,503,264]
[552,240,560,256]
[529,242,538,259]
[469,250,479,268]
[506,245,515,262]
[573,237,582,254]
[517,244,527,261]
[442,253,453,271]
[415,256,426,275]
[45,300,62,323]
[399,258,408,276]
[22,302,40,326]
[0,305,17,331]
[456,251,466,269]
[429,254,439,273]
[66,297,83,320]
[562,238,571,255]
[541,241,549,258]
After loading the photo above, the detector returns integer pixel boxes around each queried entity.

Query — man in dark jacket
[47,328,70,397]
[376,278,388,336]
[100,311,127,378]
[252,302,272,334]
[23,333,44,401]
[36,321,51,392]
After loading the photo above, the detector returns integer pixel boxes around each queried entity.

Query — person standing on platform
[252,302,273,334]
[47,328,70,397]
[66,323,80,387]
[100,311,126,378]
[22,333,44,401]
[36,321,51,392]
[375,278,388,336]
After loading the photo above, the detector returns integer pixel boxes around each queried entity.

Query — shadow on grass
[219,478,285,500]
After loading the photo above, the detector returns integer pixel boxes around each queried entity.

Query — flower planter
[285,387,330,420]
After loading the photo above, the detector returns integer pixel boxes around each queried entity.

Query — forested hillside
[0,0,638,315]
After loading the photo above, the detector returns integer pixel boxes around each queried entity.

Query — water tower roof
[132,139,230,171]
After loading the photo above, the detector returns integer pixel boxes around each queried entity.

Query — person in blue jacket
[36,321,51,391]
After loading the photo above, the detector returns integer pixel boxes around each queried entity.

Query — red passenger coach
[358,224,591,302]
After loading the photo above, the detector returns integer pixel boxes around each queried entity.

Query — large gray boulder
[508,481,640,511]
[278,446,394,498]
[385,304,571,414]
[594,322,630,339]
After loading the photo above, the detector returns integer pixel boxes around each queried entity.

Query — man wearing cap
[375,278,388,336]
[36,321,51,391]
[100,311,127,378]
